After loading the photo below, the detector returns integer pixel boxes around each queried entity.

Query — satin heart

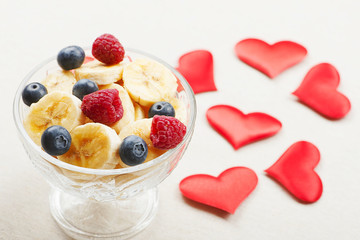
[265,141,323,203]
[176,50,217,94]
[180,167,258,214]
[206,105,282,150]
[293,63,351,119]
[84,56,94,64]
[234,38,307,78]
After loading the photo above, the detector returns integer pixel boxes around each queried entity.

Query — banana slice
[74,60,125,85]
[134,102,145,121]
[99,83,135,134]
[169,97,187,124]
[41,70,76,94]
[24,91,82,145]
[118,118,166,167]
[58,123,121,169]
[123,58,178,107]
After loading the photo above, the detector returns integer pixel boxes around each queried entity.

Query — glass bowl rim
[13,47,197,175]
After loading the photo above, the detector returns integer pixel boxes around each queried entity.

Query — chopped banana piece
[24,91,82,145]
[58,123,121,169]
[123,58,178,107]
[169,97,187,124]
[133,102,146,121]
[74,60,125,85]
[41,70,76,94]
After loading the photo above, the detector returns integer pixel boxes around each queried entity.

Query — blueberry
[148,101,175,118]
[22,82,47,106]
[119,135,148,166]
[57,45,85,70]
[41,125,71,156]
[72,79,99,100]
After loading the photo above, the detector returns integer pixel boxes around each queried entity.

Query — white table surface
[1,0,360,239]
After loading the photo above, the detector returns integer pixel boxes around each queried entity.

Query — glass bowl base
[49,188,159,240]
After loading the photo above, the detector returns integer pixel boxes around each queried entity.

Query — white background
[1,0,360,239]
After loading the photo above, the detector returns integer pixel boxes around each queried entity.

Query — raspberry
[150,115,187,150]
[92,34,125,65]
[81,89,123,125]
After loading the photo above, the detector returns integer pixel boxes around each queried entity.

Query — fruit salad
[22,34,188,170]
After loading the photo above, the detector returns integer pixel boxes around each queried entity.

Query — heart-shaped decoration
[84,56,94,64]
[206,105,282,150]
[234,38,307,78]
[176,50,217,94]
[179,167,258,214]
[293,63,351,119]
[265,141,323,203]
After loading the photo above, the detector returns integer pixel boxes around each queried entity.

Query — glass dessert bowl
[13,48,196,240]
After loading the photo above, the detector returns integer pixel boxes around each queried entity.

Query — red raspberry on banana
[150,115,186,150]
[92,33,125,65]
[81,89,123,125]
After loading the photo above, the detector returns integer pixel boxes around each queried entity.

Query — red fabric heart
[84,56,94,64]
[179,167,258,214]
[206,105,282,150]
[234,38,307,78]
[265,141,323,203]
[293,63,351,119]
[176,50,217,94]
